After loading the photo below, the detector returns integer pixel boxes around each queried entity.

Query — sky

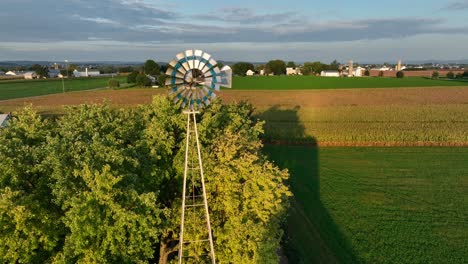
[1,0,468,63]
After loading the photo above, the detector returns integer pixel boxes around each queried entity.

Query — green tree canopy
[136,73,152,86]
[265,60,286,75]
[144,59,160,76]
[286,61,296,68]
[0,98,291,263]
[127,71,138,83]
[232,62,255,76]
[301,61,329,75]
[329,60,340,71]
[31,64,48,78]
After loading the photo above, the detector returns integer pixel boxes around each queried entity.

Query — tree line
[231,60,340,76]
[0,98,291,263]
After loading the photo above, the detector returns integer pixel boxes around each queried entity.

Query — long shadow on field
[260,106,358,264]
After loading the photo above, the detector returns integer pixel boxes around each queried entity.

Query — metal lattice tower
[178,111,215,264]
[165,50,232,264]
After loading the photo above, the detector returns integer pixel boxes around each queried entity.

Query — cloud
[194,7,299,25]
[441,1,468,10]
[3,34,468,62]
[72,15,121,26]
[0,1,467,45]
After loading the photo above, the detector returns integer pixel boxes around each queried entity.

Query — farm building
[321,70,340,77]
[24,71,38,79]
[5,71,19,76]
[48,69,61,78]
[286,67,302,75]
[374,66,392,71]
[246,69,255,76]
[347,66,364,77]
[73,68,100,77]
[0,114,10,128]
[0,71,5,76]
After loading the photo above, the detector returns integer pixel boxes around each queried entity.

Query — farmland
[265,145,468,263]
[231,75,468,90]
[1,87,467,146]
[1,76,467,263]
[0,76,126,100]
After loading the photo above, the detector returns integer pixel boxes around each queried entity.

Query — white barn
[5,71,18,76]
[73,68,100,77]
[246,69,255,76]
[24,71,38,79]
[321,71,340,77]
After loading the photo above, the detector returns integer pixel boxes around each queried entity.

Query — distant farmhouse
[0,114,11,128]
[73,68,100,77]
[48,69,61,78]
[24,71,38,79]
[286,67,302,75]
[0,71,5,76]
[246,69,255,76]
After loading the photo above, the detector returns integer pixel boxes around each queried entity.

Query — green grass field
[258,104,468,145]
[264,146,468,264]
[0,76,127,100]
[231,76,468,90]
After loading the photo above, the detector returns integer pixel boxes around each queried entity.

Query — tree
[432,71,439,79]
[265,60,286,75]
[301,61,328,75]
[151,99,291,263]
[396,71,404,78]
[364,69,370,77]
[446,71,455,79]
[232,62,255,76]
[463,71,468,78]
[329,60,340,71]
[31,64,48,78]
[0,99,291,263]
[127,71,139,83]
[118,66,135,73]
[0,108,62,263]
[144,59,160,76]
[136,73,152,86]
[217,61,224,69]
[158,74,167,87]
[286,61,296,68]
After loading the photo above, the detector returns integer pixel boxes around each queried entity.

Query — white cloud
[72,15,121,26]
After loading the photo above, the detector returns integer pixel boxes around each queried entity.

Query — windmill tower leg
[178,111,216,264]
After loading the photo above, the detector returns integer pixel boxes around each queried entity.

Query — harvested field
[1,87,467,146]
[1,86,468,112]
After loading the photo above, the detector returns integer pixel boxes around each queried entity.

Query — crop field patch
[0,76,127,100]
[1,88,468,146]
[231,75,468,90]
[264,146,468,264]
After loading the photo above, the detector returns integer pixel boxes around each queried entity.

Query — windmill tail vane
[166,50,232,264]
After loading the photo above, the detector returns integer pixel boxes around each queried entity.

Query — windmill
[165,50,232,264]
